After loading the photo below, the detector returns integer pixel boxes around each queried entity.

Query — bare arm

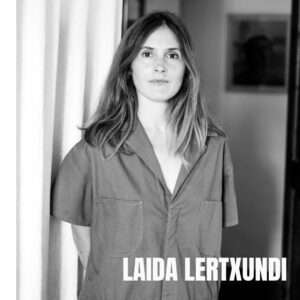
[71,224,91,269]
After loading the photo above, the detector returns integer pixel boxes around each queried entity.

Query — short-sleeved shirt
[51,119,238,300]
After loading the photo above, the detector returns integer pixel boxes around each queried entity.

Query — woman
[52,11,238,300]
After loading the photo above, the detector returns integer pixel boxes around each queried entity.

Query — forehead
[142,26,180,48]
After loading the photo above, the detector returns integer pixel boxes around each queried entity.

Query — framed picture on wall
[226,14,290,93]
[122,0,145,35]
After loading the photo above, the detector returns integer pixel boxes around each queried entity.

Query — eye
[167,52,180,59]
[141,51,152,58]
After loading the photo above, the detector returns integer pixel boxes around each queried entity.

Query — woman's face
[131,26,185,104]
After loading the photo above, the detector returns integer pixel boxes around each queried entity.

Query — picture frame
[122,0,145,35]
[226,14,290,93]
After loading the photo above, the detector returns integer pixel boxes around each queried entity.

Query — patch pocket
[95,198,143,257]
[194,200,222,256]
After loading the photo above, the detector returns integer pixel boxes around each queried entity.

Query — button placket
[161,206,181,299]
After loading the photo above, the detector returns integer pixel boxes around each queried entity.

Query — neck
[137,97,169,133]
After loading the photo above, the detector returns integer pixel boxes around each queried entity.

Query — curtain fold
[17,1,123,299]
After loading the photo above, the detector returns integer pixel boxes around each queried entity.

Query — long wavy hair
[84,11,218,159]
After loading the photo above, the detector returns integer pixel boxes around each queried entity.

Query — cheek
[132,72,144,89]
[132,63,146,83]
[174,66,185,85]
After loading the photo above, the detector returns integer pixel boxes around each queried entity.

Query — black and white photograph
[16,0,299,299]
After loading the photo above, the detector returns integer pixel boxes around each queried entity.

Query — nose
[154,57,166,73]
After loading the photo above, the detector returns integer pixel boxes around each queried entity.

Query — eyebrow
[141,46,181,51]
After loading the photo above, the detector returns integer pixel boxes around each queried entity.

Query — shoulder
[66,139,90,157]
[207,121,226,139]
[62,138,97,168]
[72,138,93,153]
[206,121,232,155]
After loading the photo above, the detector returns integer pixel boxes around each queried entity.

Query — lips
[149,79,169,84]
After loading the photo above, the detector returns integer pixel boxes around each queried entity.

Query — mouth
[149,79,169,84]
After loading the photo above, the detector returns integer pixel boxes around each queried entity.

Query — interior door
[282,0,300,299]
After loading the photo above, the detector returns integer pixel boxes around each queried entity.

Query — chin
[149,93,176,102]
[149,97,171,103]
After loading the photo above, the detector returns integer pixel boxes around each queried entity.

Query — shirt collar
[125,117,166,188]
[125,117,218,197]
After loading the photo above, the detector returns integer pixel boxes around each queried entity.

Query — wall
[145,0,180,15]
[182,0,291,257]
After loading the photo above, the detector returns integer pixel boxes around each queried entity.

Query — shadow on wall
[222,103,280,258]
[220,103,282,300]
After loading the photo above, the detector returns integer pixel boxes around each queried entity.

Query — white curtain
[17,0,123,299]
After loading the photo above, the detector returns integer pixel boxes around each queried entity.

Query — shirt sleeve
[222,140,238,227]
[51,140,93,226]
